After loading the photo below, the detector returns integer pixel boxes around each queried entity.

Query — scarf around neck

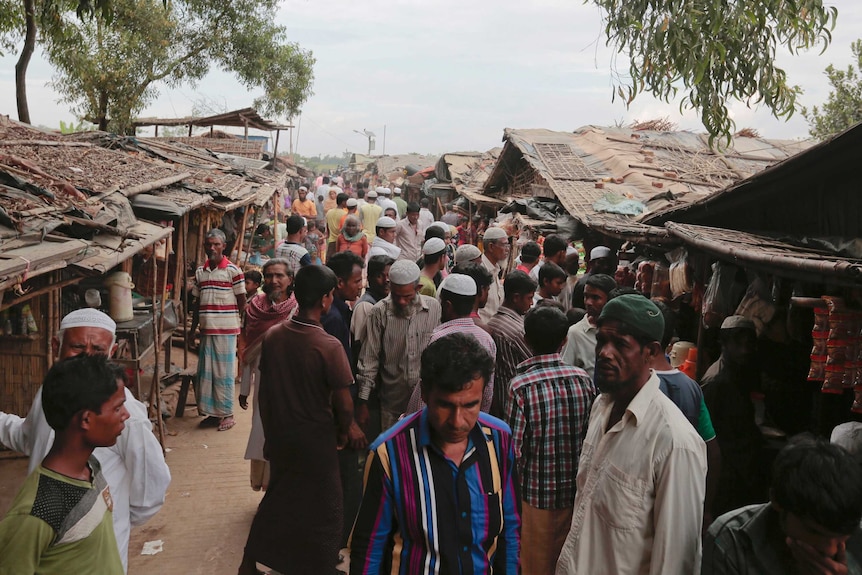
[244,292,297,348]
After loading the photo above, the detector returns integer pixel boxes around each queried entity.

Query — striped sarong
[196,334,236,417]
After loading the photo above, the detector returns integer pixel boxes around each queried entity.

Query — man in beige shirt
[556,295,707,575]
[478,226,509,323]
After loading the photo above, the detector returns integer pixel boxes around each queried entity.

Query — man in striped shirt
[486,270,537,418]
[191,229,246,431]
[506,306,596,575]
[349,333,520,574]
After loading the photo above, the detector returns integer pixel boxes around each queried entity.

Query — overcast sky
[0,0,857,157]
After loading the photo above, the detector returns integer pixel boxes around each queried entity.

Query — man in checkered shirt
[505,305,596,575]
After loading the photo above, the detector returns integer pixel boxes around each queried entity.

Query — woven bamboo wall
[0,294,50,417]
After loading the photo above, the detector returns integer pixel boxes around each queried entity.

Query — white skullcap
[454,244,482,264]
[422,237,446,255]
[483,226,508,241]
[298,185,308,191]
[430,221,449,233]
[566,246,578,256]
[375,186,386,193]
[439,273,476,297]
[393,187,402,195]
[382,188,392,196]
[346,198,358,207]
[367,189,378,198]
[389,260,421,285]
[590,246,612,259]
[376,216,397,229]
[60,308,116,334]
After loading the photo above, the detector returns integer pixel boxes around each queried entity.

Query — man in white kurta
[0,309,171,573]
[556,295,706,575]
[478,226,509,323]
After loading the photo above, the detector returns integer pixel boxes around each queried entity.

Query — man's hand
[238,395,249,410]
[787,537,849,575]
[355,402,370,430]
[347,421,368,450]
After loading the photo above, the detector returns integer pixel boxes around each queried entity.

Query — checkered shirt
[506,353,597,509]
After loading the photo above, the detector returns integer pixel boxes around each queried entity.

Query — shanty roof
[373,154,438,178]
[645,121,862,239]
[483,126,811,237]
[149,136,267,160]
[132,107,291,131]
[435,149,504,205]
[666,222,862,286]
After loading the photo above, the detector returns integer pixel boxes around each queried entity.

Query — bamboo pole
[234,208,250,263]
[181,215,189,370]
[148,254,168,451]
[122,173,192,197]
[243,208,260,267]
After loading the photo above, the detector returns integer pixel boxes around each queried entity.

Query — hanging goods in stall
[104,272,135,322]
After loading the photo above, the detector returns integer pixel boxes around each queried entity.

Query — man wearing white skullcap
[359,189,383,241]
[377,189,398,218]
[419,237,446,297]
[479,226,510,323]
[454,244,482,265]
[418,197,435,229]
[367,216,401,260]
[0,308,171,572]
[572,245,617,309]
[356,260,441,432]
[404,273,497,415]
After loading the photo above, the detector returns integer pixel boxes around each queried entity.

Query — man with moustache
[561,273,616,376]
[0,308,170,573]
[191,228,246,432]
[556,295,707,575]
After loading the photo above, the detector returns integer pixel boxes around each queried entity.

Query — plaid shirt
[506,353,597,509]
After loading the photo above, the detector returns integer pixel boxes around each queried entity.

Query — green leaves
[41,0,314,133]
[592,0,837,148]
[802,39,862,139]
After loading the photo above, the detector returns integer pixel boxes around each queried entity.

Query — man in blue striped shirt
[349,333,520,574]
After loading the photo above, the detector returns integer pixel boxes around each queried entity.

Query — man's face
[592,257,616,276]
[724,330,757,366]
[512,291,535,315]
[262,264,291,301]
[204,236,225,262]
[56,327,115,360]
[339,265,364,302]
[584,284,609,320]
[390,282,418,314]
[477,285,490,309]
[485,239,510,264]
[422,376,484,447]
[779,507,852,565]
[379,227,397,243]
[544,277,565,297]
[594,319,654,395]
[407,212,420,226]
[83,380,129,448]
[345,220,360,237]
[298,190,308,201]
[371,265,392,297]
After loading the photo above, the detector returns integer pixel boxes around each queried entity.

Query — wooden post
[154,125,159,137]
[188,123,193,137]
[149,254,168,451]
[180,215,189,370]
[243,121,248,141]
[196,212,207,267]
[234,208,251,263]
[272,129,281,165]
[243,208,260,267]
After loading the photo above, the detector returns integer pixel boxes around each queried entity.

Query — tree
[595,0,837,147]
[19,0,314,132]
[802,40,862,139]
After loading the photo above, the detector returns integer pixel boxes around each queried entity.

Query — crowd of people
[1,175,862,575]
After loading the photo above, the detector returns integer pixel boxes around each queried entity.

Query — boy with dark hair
[0,355,129,574]
[704,436,862,574]
[507,306,596,575]
[517,241,542,274]
[244,269,263,299]
[535,261,568,306]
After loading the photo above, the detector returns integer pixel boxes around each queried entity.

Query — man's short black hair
[420,198,430,208]
[367,255,395,280]
[452,262,493,289]
[539,261,567,285]
[357,189,365,199]
[42,355,120,432]
[420,333,493,395]
[244,269,263,285]
[326,251,365,281]
[520,241,541,264]
[525,306,569,354]
[336,192,349,205]
[406,202,420,213]
[585,273,617,295]
[504,270,538,300]
[771,435,862,535]
[425,226,446,241]
[440,289,476,317]
[543,234,568,258]
[294,265,338,309]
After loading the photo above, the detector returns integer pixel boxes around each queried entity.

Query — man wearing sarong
[237,258,297,491]
[238,265,366,575]
[191,229,246,432]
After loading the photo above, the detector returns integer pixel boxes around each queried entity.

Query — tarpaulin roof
[483,126,812,237]
[132,107,291,131]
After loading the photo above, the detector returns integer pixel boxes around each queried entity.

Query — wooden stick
[642,172,723,188]
[122,173,191,197]
[0,274,79,310]
[243,208,259,267]
[234,208,250,262]
[180,215,189,370]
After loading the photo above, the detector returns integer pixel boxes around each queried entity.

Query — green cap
[597,294,664,342]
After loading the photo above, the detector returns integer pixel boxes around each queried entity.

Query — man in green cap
[556,294,707,575]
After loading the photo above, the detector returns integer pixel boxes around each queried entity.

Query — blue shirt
[349,410,520,574]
